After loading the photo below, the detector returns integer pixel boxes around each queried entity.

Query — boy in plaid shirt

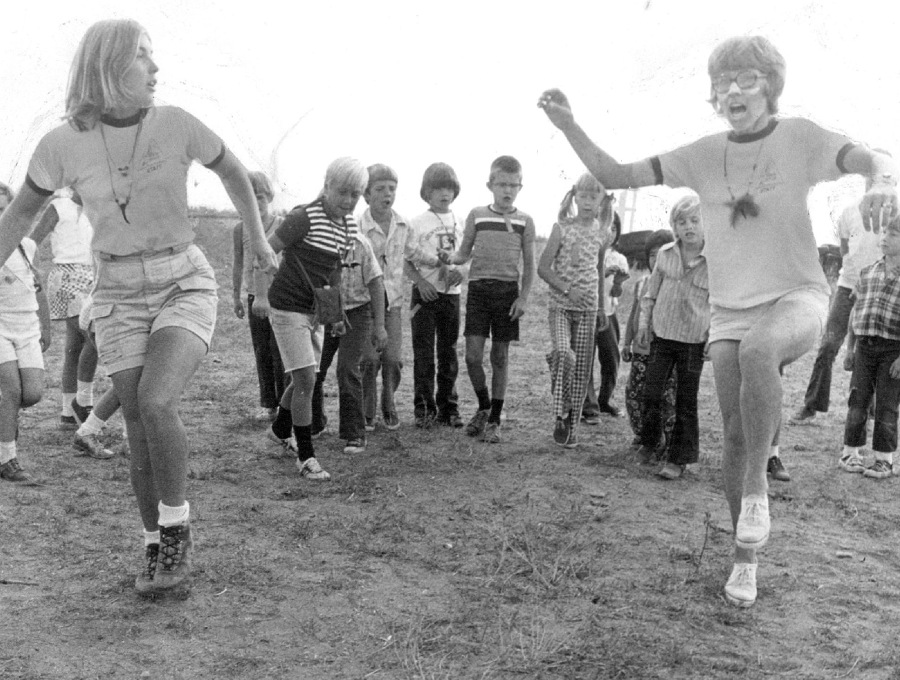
[839,216,900,478]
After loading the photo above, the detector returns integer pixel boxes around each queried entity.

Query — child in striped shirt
[838,216,900,479]
[636,194,710,479]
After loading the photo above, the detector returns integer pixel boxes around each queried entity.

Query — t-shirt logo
[755,160,780,196]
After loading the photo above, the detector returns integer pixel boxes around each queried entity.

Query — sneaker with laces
[766,456,791,482]
[383,412,401,430]
[553,416,570,447]
[73,432,115,460]
[71,398,93,426]
[864,459,893,479]
[838,453,865,473]
[581,412,601,426]
[344,438,366,454]
[481,421,501,443]
[657,462,685,480]
[0,457,40,485]
[151,523,193,594]
[58,414,78,431]
[466,410,490,437]
[735,495,770,550]
[267,429,298,455]
[134,543,160,596]
[724,562,757,608]
[297,456,331,481]
[790,406,816,423]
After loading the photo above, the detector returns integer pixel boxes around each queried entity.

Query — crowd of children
[3,24,899,611]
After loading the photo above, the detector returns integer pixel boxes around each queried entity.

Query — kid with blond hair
[537,172,613,448]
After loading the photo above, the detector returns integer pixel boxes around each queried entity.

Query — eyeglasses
[712,70,766,94]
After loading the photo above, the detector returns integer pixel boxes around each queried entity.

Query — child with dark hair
[440,155,536,443]
[406,163,465,428]
[621,228,676,451]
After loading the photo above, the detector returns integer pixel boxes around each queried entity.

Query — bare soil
[2,217,899,679]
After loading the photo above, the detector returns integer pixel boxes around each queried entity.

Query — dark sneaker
[415,413,436,429]
[71,398,93,426]
[297,456,331,481]
[864,459,893,479]
[581,412,601,425]
[465,410,490,437]
[481,422,501,443]
[599,403,621,417]
[58,415,78,431]
[364,417,377,432]
[438,413,464,428]
[383,412,401,431]
[73,432,115,460]
[134,543,160,596]
[152,523,193,594]
[790,406,816,423]
[0,457,40,485]
[766,456,791,482]
[343,438,366,454]
[553,416,570,448]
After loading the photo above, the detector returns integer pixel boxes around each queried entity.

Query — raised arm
[538,89,657,190]
[0,184,52,268]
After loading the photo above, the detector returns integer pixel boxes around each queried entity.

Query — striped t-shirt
[268,198,359,314]
[465,205,534,282]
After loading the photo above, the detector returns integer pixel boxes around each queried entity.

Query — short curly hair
[707,36,786,114]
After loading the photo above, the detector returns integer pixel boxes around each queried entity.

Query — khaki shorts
[91,244,218,374]
[0,311,44,369]
[269,308,323,372]
[709,287,829,344]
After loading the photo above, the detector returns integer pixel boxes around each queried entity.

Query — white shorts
[269,308,323,372]
[709,287,829,344]
[0,312,44,369]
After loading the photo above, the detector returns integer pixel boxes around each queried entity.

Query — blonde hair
[248,171,274,202]
[669,194,702,228]
[323,157,368,194]
[65,19,147,131]
[557,172,612,224]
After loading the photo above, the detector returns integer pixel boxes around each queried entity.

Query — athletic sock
[475,387,491,412]
[76,381,94,407]
[769,445,780,459]
[0,440,16,465]
[77,412,106,437]
[489,399,504,425]
[158,501,190,527]
[61,393,76,417]
[272,406,293,439]
[143,529,160,547]
[294,425,314,462]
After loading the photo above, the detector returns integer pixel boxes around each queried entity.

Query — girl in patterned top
[538,173,614,448]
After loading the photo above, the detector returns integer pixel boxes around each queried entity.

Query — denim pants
[410,289,459,419]
[640,337,705,465]
[584,313,621,414]
[247,294,286,409]
[311,303,373,440]
[803,285,853,413]
[362,303,403,419]
[844,336,900,452]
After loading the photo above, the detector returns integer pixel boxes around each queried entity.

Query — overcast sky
[1,0,896,242]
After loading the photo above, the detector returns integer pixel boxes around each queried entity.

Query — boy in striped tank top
[440,156,536,443]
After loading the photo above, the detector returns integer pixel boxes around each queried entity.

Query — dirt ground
[3,218,900,679]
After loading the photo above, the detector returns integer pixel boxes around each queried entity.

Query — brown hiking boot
[152,523,194,594]
[134,543,160,596]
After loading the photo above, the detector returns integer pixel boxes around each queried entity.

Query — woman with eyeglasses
[0,19,277,597]
[539,35,897,608]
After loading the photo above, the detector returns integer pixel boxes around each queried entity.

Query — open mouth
[728,103,747,116]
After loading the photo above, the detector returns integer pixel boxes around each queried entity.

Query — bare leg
[490,341,510,400]
[465,335,488,395]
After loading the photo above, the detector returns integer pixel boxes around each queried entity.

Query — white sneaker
[838,453,865,474]
[267,429,297,455]
[297,456,331,481]
[724,563,757,607]
[735,495,770,550]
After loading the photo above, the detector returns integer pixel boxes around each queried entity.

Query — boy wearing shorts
[440,156,536,443]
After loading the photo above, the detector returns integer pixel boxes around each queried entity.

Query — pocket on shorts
[89,303,115,321]
[175,275,219,293]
